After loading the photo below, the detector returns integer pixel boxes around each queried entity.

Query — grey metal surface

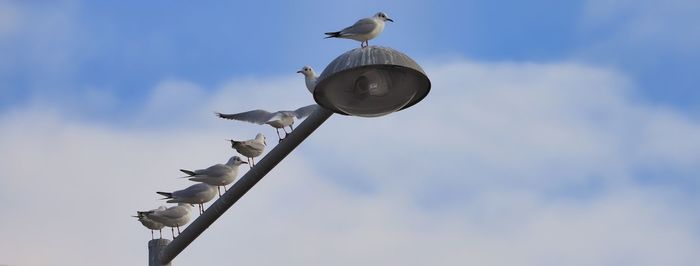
[149,239,172,266]
[158,105,334,264]
[318,46,427,79]
[314,46,431,115]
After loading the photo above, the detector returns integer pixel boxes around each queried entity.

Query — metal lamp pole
[150,106,333,265]
[147,46,430,265]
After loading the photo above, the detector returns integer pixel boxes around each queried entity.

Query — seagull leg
[224,185,228,192]
[276,128,283,142]
[281,127,290,140]
[151,230,154,240]
[177,225,181,234]
[171,227,175,238]
[217,186,221,197]
[159,229,163,239]
[290,124,294,131]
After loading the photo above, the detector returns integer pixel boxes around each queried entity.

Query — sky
[1,0,699,265]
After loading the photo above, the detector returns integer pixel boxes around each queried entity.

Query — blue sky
[3,1,699,116]
[1,1,700,265]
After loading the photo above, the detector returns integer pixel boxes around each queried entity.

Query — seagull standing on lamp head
[324,12,394,48]
[297,66,318,93]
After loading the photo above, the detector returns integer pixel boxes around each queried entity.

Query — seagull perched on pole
[216,105,317,142]
[297,66,318,93]
[324,12,394,48]
[157,183,217,214]
[134,206,166,239]
[140,203,192,238]
[180,156,247,196]
[229,133,266,167]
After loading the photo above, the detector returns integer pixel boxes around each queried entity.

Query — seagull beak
[296,70,303,73]
[387,18,394,22]
[241,161,248,164]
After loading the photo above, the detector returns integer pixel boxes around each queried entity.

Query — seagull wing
[154,206,187,219]
[201,164,230,177]
[292,104,318,118]
[242,140,265,151]
[340,18,377,36]
[216,110,274,125]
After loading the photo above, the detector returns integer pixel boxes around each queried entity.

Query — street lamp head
[313,46,431,117]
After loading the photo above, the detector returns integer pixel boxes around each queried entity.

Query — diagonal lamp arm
[155,105,333,265]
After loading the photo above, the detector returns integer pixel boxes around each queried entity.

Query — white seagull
[297,66,318,93]
[134,206,166,239]
[157,183,217,214]
[140,203,192,238]
[180,156,247,196]
[325,12,394,47]
[217,105,317,141]
[229,133,267,166]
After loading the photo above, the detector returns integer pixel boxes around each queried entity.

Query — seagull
[325,12,394,48]
[217,105,317,142]
[297,66,318,93]
[134,206,166,239]
[157,183,217,214]
[229,133,266,166]
[216,104,316,141]
[180,156,247,196]
[141,203,193,238]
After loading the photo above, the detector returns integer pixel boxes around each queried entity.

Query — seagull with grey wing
[134,206,166,239]
[157,183,217,214]
[297,66,318,93]
[229,133,266,167]
[325,12,393,48]
[140,203,193,238]
[216,104,318,142]
[180,156,247,196]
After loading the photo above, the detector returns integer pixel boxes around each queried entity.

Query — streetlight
[151,46,430,265]
[314,46,431,117]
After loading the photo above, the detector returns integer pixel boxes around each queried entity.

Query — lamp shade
[314,46,431,117]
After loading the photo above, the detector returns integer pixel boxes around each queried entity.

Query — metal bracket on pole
[149,239,171,266]
[153,105,333,265]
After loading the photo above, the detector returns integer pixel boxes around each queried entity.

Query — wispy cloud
[1,59,698,265]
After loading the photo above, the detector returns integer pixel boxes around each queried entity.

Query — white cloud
[135,79,209,126]
[1,60,699,265]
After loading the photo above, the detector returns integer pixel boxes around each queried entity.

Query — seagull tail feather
[179,169,196,176]
[156,192,173,199]
[215,112,229,119]
[324,31,341,38]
